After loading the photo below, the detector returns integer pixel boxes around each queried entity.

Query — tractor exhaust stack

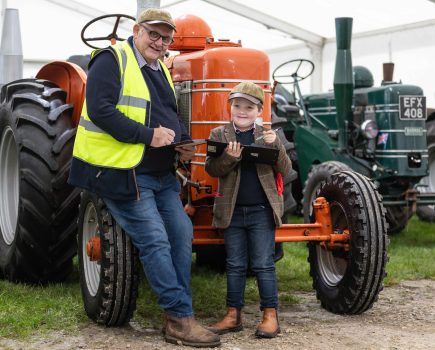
[0,8,23,86]
[333,17,353,151]
[382,62,394,84]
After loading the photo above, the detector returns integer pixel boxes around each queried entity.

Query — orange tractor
[0,13,387,325]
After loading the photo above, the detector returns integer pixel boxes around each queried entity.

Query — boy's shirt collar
[232,122,256,134]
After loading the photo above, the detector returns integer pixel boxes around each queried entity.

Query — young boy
[205,82,292,338]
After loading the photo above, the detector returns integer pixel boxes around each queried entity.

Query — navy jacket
[68,38,189,200]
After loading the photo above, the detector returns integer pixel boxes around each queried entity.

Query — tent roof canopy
[41,0,435,52]
[97,0,435,51]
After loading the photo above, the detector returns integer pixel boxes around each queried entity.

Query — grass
[385,216,435,283]
[0,216,434,339]
[0,278,85,338]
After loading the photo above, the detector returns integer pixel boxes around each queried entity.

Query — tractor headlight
[361,120,379,139]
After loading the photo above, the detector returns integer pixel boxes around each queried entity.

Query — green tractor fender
[294,126,337,185]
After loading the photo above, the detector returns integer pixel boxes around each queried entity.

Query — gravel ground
[1,279,434,350]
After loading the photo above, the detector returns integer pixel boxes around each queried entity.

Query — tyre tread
[79,195,139,326]
[0,79,79,283]
[308,170,388,314]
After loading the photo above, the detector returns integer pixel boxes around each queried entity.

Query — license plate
[399,96,426,120]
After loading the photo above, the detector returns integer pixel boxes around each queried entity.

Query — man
[69,8,220,348]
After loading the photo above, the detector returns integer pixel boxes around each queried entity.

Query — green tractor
[272,18,435,234]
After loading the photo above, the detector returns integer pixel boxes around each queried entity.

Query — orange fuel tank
[167,15,271,202]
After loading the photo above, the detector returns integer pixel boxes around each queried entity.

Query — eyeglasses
[139,24,174,45]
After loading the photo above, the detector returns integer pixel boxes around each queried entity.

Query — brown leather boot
[165,314,221,348]
[208,307,243,335]
[255,308,280,338]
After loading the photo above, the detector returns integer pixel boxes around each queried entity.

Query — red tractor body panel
[36,61,86,127]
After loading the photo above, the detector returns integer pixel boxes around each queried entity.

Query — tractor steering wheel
[81,14,136,49]
[272,59,315,84]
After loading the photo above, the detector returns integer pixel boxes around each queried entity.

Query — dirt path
[1,280,434,350]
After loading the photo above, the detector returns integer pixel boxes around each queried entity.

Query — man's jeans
[224,205,278,310]
[103,173,193,317]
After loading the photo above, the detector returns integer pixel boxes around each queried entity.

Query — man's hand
[175,144,196,162]
[151,126,175,147]
[225,141,243,158]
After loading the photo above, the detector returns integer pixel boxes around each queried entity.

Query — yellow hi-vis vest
[72,40,176,169]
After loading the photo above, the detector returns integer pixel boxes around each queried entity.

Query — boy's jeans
[104,173,193,317]
[224,205,278,309]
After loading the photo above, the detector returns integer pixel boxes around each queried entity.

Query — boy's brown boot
[165,314,221,348]
[208,307,243,334]
[255,308,280,338]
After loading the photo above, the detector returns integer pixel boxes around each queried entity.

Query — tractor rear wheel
[308,171,388,314]
[416,116,435,222]
[385,206,412,234]
[0,79,79,283]
[78,191,139,326]
[303,161,351,222]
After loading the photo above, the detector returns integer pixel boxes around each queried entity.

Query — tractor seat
[274,94,300,117]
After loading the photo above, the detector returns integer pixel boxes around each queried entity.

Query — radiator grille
[175,81,192,135]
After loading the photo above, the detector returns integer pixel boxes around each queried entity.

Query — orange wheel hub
[86,236,101,262]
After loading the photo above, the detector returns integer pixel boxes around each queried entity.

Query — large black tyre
[78,191,140,326]
[303,161,351,222]
[0,79,79,283]
[416,116,435,222]
[308,171,388,314]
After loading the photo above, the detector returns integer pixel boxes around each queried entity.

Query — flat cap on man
[137,8,176,31]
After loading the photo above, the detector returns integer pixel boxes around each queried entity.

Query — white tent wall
[0,0,134,78]
[2,0,434,107]
[326,20,435,108]
[266,44,313,97]
[269,20,435,107]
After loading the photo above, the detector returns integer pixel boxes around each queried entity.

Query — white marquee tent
[1,0,435,105]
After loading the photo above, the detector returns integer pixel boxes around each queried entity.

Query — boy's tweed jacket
[205,123,292,229]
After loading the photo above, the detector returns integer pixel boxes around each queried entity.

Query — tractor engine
[304,66,428,186]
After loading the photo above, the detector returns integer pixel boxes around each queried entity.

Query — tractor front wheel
[78,191,139,326]
[307,171,388,314]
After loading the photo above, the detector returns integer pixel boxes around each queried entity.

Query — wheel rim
[0,127,19,245]
[83,202,101,296]
[316,202,348,286]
